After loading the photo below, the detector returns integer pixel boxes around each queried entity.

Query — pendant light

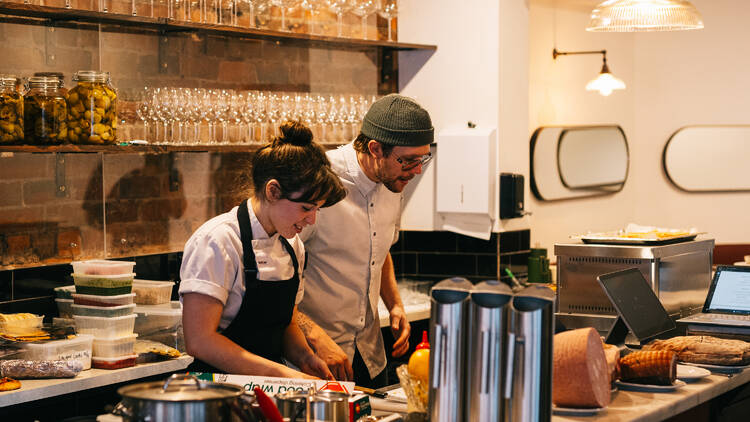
[553,49,626,97]
[586,0,704,32]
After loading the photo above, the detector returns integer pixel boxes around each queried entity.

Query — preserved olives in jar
[0,75,23,144]
[24,76,67,145]
[67,70,117,145]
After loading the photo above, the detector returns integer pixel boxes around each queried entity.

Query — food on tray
[644,335,750,366]
[603,343,621,383]
[0,359,83,379]
[0,313,38,322]
[134,339,180,359]
[0,313,45,337]
[619,350,676,385]
[575,223,700,243]
[0,377,21,391]
[552,327,611,408]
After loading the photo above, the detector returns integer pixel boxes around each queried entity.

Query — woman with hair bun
[180,121,346,378]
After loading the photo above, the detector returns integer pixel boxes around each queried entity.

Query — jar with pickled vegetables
[66,70,117,145]
[0,75,24,144]
[23,76,67,145]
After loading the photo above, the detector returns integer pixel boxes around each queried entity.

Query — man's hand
[313,336,354,381]
[298,353,335,381]
[390,305,411,357]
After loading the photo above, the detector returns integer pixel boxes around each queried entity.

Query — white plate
[680,361,750,374]
[552,406,606,416]
[677,364,711,381]
[615,379,686,392]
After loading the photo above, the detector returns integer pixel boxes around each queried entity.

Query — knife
[355,385,388,398]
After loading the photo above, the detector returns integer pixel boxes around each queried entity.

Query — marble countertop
[553,368,750,422]
[0,355,194,407]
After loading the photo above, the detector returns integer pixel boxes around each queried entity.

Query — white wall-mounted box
[436,127,497,217]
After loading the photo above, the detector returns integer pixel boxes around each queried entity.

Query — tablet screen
[597,268,676,341]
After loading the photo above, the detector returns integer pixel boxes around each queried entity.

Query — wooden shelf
[0,1,437,52]
[0,142,344,154]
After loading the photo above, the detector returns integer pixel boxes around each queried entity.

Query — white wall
[398,0,531,233]
[529,0,750,253]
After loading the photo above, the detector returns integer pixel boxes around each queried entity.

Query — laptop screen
[705,266,750,314]
[597,268,676,342]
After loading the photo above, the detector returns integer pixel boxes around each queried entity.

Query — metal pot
[275,389,349,422]
[113,374,260,422]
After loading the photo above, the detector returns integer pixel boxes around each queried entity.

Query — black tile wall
[391,229,531,286]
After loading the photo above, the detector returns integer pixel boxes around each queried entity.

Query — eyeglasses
[393,151,433,171]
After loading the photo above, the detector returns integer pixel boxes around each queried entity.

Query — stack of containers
[71,260,138,370]
[132,280,182,352]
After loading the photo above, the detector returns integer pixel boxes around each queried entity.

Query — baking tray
[579,233,698,245]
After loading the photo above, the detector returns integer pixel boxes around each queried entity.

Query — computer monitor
[597,268,676,345]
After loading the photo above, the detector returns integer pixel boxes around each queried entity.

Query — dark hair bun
[276,121,313,147]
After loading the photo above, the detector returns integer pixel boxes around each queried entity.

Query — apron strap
[237,200,258,279]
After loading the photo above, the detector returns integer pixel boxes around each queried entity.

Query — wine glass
[377,0,396,41]
[326,0,353,37]
[351,0,377,40]
[270,0,296,31]
[300,0,324,34]
[135,87,153,143]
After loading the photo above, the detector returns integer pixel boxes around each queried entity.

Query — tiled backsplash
[0,230,531,314]
[391,229,531,284]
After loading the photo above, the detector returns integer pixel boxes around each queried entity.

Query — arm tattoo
[297,312,315,335]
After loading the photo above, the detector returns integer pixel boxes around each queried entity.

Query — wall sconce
[586,0,704,32]
[552,48,626,97]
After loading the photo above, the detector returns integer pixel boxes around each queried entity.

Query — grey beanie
[360,94,434,147]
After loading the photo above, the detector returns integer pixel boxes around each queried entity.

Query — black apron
[188,199,301,373]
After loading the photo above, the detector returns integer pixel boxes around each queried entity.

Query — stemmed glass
[135,87,153,143]
[351,0,377,40]
[326,0,353,37]
[253,91,269,143]
[271,0,296,31]
[377,0,396,41]
[300,0,324,34]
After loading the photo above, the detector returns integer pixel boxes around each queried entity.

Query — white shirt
[179,202,305,330]
[299,142,402,378]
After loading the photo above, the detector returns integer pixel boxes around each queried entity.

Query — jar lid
[34,72,65,87]
[27,76,64,89]
[73,70,110,83]
[0,74,18,87]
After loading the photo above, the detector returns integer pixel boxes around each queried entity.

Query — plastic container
[56,298,74,318]
[132,280,174,305]
[73,273,134,296]
[92,354,137,370]
[0,314,44,336]
[71,260,136,276]
[20,334,93,370]
[73,292,136,307]
[73,314,136,339]
[134,301,182,335]
[54,285,76,299]
[92,333,137,358]
[72,303,135,318]
[52,317,75,328]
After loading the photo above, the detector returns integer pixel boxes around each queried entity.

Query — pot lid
[118,375,245,402]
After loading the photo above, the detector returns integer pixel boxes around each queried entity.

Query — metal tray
[579,233,698,245]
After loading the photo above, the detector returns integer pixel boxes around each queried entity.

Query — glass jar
[0,75,24,144]
[33,72,68,97]
[24,76,68,145]
[67,70,117,145]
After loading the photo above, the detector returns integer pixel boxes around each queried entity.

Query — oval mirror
[530,125,629,201]
[664,126,750,192]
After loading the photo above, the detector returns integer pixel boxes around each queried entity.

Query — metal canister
[505,285,555,422]
[428,276,473,422]
[465,280,512,422]
[67,70,117,144]
[0,75,23,144]
[23,76,67,145]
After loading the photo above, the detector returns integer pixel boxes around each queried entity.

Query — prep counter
[0,355,193,407]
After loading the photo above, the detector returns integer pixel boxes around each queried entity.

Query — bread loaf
[644,336,750,366]
[619,350,676,385]
[553,328,611,408]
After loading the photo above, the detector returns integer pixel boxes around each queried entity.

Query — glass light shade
[586,71,626,96]
[587,0,704,32]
